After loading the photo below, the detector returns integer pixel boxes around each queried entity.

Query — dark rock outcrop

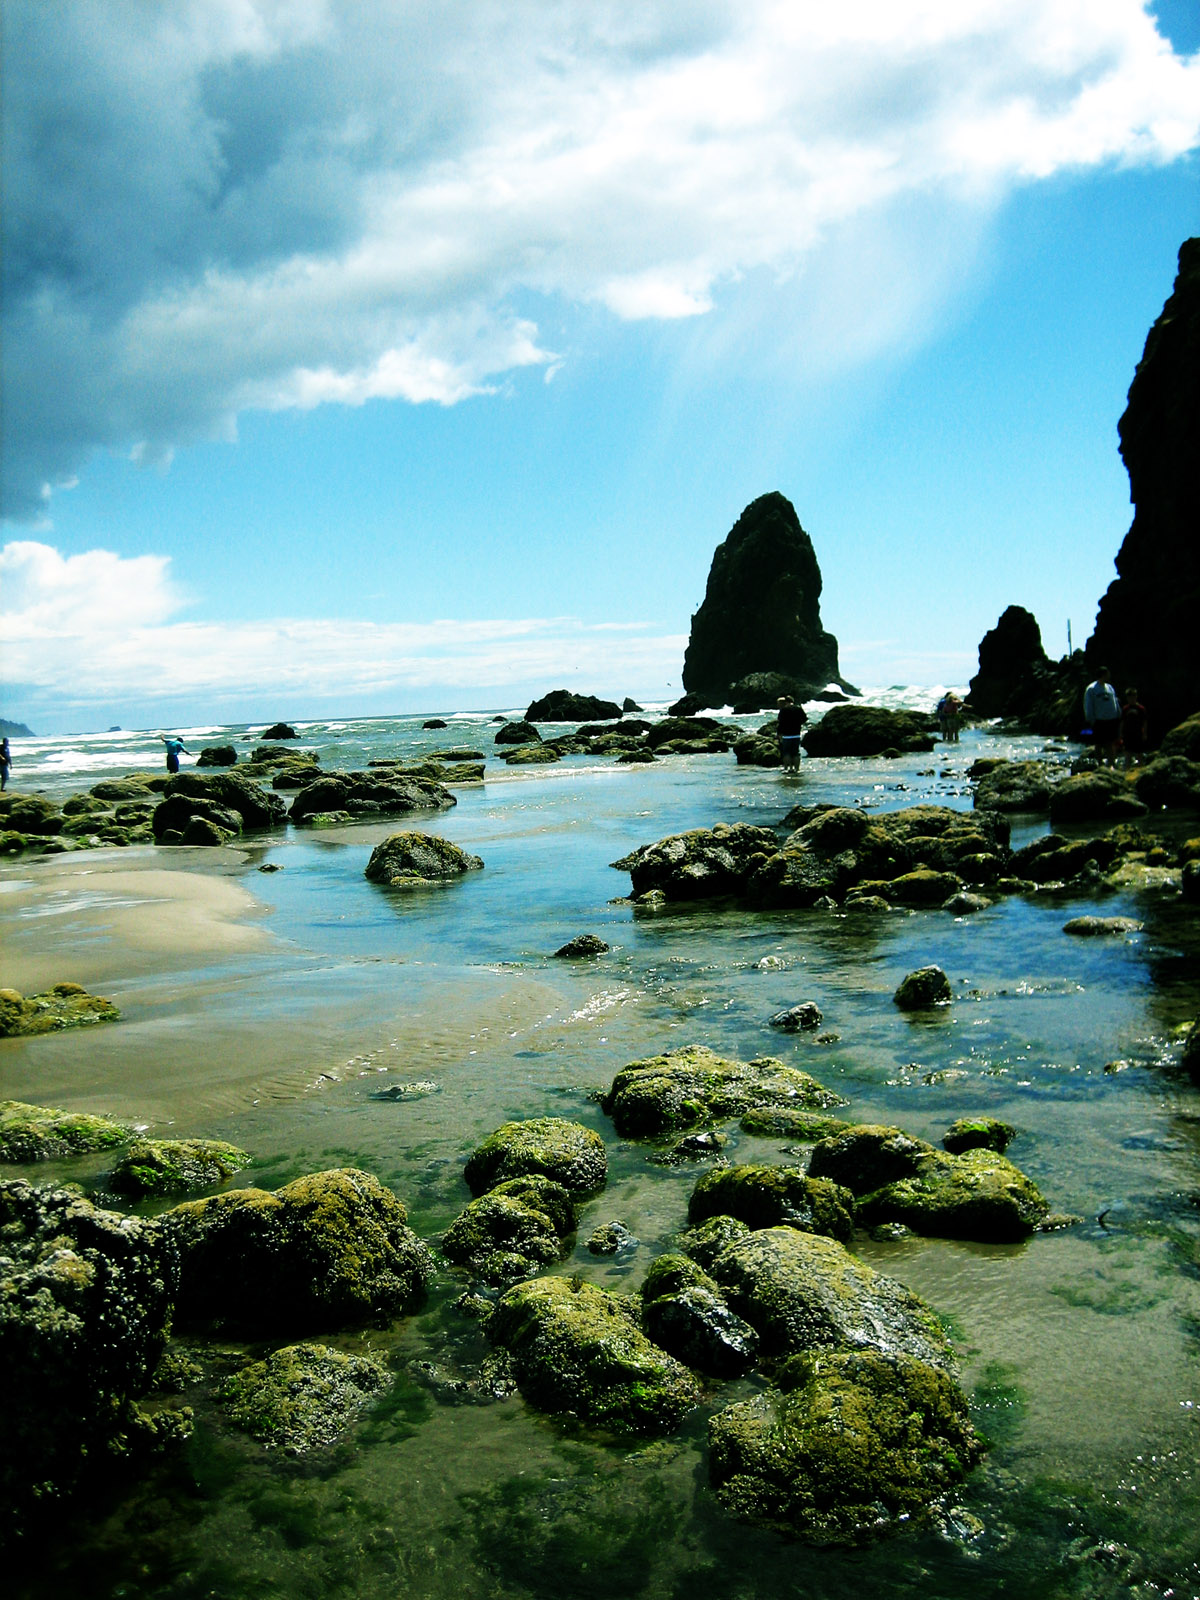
[494,721,541,745]
[682,493,852,706]
[288,773,454,825]
[801,705,934,757]
[968,606,1053,718]
[197,745,238,766]
[525,690,622,723]
[261,722,298,740]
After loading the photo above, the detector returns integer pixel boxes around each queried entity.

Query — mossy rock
[0,1099,131,1162]
[708,1227,954,1370]
[856,1147,1049,1242]
[687,1165,855,1243]
[0,1179,182,1533]
[442,1175,576,1286]
[110,1138,251,1197]
[601,1045,847,1139]
[486,1275,700,1434]
[739,1106,854,1141]
[0,982,120,1037]
[640,1253,759,1378]
[678,1214,751,1269]
[364,830,483,885]
[222,1342,389,1453]
[61,794,111,816]
[942,1118,1015,1155]
[893,966,952,1010]
[808,1126,933,1193]
[708,1348,982,1543]
[464,1117,607,1197]
[165,1167,433,1330]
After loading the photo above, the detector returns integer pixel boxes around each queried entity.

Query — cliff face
[681,493,847,708]
[1087,238,1200,735]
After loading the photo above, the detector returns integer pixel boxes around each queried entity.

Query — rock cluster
[0,982,119,1037]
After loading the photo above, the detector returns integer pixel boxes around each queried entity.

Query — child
[1120,689,1148,768]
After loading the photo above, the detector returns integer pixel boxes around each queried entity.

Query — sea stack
[681,493,852,710]
[1086,237,1200,736]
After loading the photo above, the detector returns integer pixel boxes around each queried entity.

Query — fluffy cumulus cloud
[3,0,1197,517]
[0,541,685,708]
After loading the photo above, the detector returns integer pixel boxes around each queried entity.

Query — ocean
[3,694,1199,1600]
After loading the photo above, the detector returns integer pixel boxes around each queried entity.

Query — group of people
[936,692,968,743]
[1084,669,1147,767]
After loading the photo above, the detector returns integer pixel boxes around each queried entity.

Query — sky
[2,0,1198,734]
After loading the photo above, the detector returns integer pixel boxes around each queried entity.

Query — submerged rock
[222,1342,389,1453]
[942,1118,1015,1155]
[552,934,610,957]
[769,1001,822,1031]
[708,1348,981,1544]
[687,1164,854,1243]
[365,830,483,886]
[442,1175,576,1285]
[0,982,120,1037]
[0,1180,184,1533]
[893,966,952,1010]
[601,1045,847,1138]
[585,1219,638,1256]
[738,1106,855,1141]
[464,1117,607,1197]
[110,1138,251,1197]
[708,1227,954,1370]
[165,1167,433,1330]
[1062,916,1143,937]
[0,1099,130,1161]
[486,1275,700,1433]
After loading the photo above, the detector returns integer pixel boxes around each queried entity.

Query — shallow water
[3,713,1200,1599]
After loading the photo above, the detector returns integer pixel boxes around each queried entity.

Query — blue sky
[2,0,1198,734]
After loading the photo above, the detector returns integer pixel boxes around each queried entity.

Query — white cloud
[2,0,1197,516]
[0,541,685,704]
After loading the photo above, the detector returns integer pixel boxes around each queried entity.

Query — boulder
[152,793,243,842]
[678,1214,752,1268]
[942,1118,1015,1155]
[196,745,238,766]
[289,773,454,825]
[486,1275,700,1433]
[601,1045,847,1139]
[586,1220,638,1256]
[1086,241,1200,740]
[973,759,1060,813]
[708,1227,954,1370]
[613,822,780,901]
[463,1117,607,1197]
[893,966,952,1009]
[1048,771,1148,823]
[423,718,448,729]
[222,1342,389,1453]
[552,934,610,957]
[525,690,622,723]
[0,1099,130,1161]
[0,794,63,835]
[1131,756,1200,808]
[0,1180,183,1531]
[738,1106,854,1141]
[708,1348,981,1543]
[769,1002,822,1031]
[494,721,541,745]
[687,1164,854,1243]
[640,1253,760,1377]
[1161,713,1200,761]
[733,733,783,767]
[726,670,813,712]
[1063,916,1143,937]
[164,1167,433,1329]
[0,982,120,1037]
[442,1175,576,1285]
[160,770,287,832]
[801,705,934,757]
[644,715,729,750]
[681,493,850,705]
[109,1138,251,1197]
[668,692,710,716]
[503,743,561,765]
[261,723,298,740]
[364,831,483,886]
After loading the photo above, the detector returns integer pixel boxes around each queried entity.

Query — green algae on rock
[110,1138,251,1197]
[222,1342,390,1453]
[678,1214,752,1269]
[0,1179,184,1535]
[364,830,483,886]
[0,1099,131,1162]
[0,982,120,1037]
[687,1164,855,1244]
[463,1117,607,1197]
[738,1106,854,1141]
[640,1253,760,1378]
[442,1175,576,1286]
[601,1045,847,1139]
[486,1275,700,1434]
[708,1227,954,1371]
[942,1117,1015,1155]
[893,966,952,1010]
[165,1167,433,1330]
[708,1348,981,1544]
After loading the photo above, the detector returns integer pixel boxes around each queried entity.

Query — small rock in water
[755,955,787,971]
[769,1002,823,1032]
[1062,916,1143,937]
[943,891,990,915]
[370,1080,441,1101]
[893,966,952,1009]
[553,934,610,958]
[586,1220,639,1256]
[258,862,283,872]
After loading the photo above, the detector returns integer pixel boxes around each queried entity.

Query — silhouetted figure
[776,696,808,772]
[1084,669,1122,765]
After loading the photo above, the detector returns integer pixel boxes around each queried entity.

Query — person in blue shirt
[160,735,189,774]
[1083,669,1122,765]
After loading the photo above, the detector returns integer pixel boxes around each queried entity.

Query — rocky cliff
[1087,237,1200,736]
[681,493,852,709]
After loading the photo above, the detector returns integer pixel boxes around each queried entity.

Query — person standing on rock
[0,738,11,792]
[160,734,189,774]
[1083,669,1122,765]
[776,696,807,772]
[1120,688,1148,768]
